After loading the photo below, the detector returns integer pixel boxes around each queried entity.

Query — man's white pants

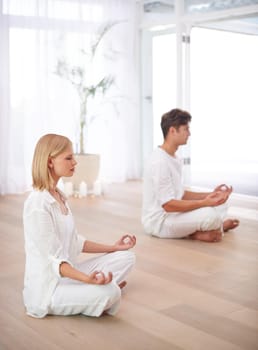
[158,204,227,238]
[49,250,135,317]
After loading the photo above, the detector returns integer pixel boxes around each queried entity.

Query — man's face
[174,124,191,145]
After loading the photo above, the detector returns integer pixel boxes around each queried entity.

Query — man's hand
[214,184,233,195]
[203,191,228,207]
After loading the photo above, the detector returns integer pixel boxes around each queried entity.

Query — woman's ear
[48,158,54,169]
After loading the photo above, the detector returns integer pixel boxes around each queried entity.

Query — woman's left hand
[114,234,136,251]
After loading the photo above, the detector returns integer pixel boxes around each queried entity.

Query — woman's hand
[87,271,113,285]
[114,234,136,251]
[59,262,113,285]
[82,235,136,254]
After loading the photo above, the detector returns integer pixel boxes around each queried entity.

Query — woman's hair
[161,108,192,139]
[32,134,72,191]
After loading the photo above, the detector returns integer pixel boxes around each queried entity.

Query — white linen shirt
[142,147,184,235]
[23,189,85,318]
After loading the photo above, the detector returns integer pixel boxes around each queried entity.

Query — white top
[142,147,184,235]
[23,189,85,318]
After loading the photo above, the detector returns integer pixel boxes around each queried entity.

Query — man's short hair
[161,108,192,138]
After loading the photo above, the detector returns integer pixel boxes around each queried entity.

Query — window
[191,28,258,196]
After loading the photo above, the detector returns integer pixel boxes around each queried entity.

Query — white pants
[49,250,135,317]
[157,204,227,239]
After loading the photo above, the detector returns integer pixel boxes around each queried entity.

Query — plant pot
[63,153,100,192]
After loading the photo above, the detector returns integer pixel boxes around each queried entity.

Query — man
[142,108,239,242]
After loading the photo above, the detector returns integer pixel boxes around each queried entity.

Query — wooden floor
[0,181,258,350]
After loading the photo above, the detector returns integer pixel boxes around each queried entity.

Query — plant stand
[63,153,100,193]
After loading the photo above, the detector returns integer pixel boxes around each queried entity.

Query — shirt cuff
[49,256,73,278]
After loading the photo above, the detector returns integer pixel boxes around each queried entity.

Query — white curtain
[0,0,140,194]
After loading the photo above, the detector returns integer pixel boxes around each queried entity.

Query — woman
[23,134,136,318]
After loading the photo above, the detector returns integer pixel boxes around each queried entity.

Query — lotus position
[23,133,136,318]
[142,108,239,242]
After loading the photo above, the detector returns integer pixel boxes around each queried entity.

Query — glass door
[141,28,177,165]
[152,31,177,147]
[141,26,191,183]
[140,1,258,195]
[190,27,258,196]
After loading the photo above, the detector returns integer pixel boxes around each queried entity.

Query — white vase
[63,153,100,192]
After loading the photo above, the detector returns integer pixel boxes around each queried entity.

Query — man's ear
[169,126,177,134]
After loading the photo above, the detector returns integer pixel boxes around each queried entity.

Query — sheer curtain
[0,0,140,194]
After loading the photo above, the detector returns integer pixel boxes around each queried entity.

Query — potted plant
[55,23,117,192]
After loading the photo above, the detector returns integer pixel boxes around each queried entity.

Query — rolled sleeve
[49,255,73,278]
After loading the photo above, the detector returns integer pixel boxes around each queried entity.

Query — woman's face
[48,145,77,181]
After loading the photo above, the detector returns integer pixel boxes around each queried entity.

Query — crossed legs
[189,218,240,242]
[158,206,239,242]
[49,250,135,317]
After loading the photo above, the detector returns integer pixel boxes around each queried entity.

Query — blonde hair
[32,134,72,191]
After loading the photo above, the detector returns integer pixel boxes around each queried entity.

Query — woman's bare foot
[223,219,240,232]
[189,229,222,243]
[118,281,127,289]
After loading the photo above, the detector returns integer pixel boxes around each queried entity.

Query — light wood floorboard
[0,181,257,350]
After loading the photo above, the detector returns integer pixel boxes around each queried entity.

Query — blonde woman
[23,134,136,318]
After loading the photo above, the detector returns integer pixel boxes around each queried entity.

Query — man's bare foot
[223,219,240,232]
[189,229,222,243]
[118,281,127,289]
